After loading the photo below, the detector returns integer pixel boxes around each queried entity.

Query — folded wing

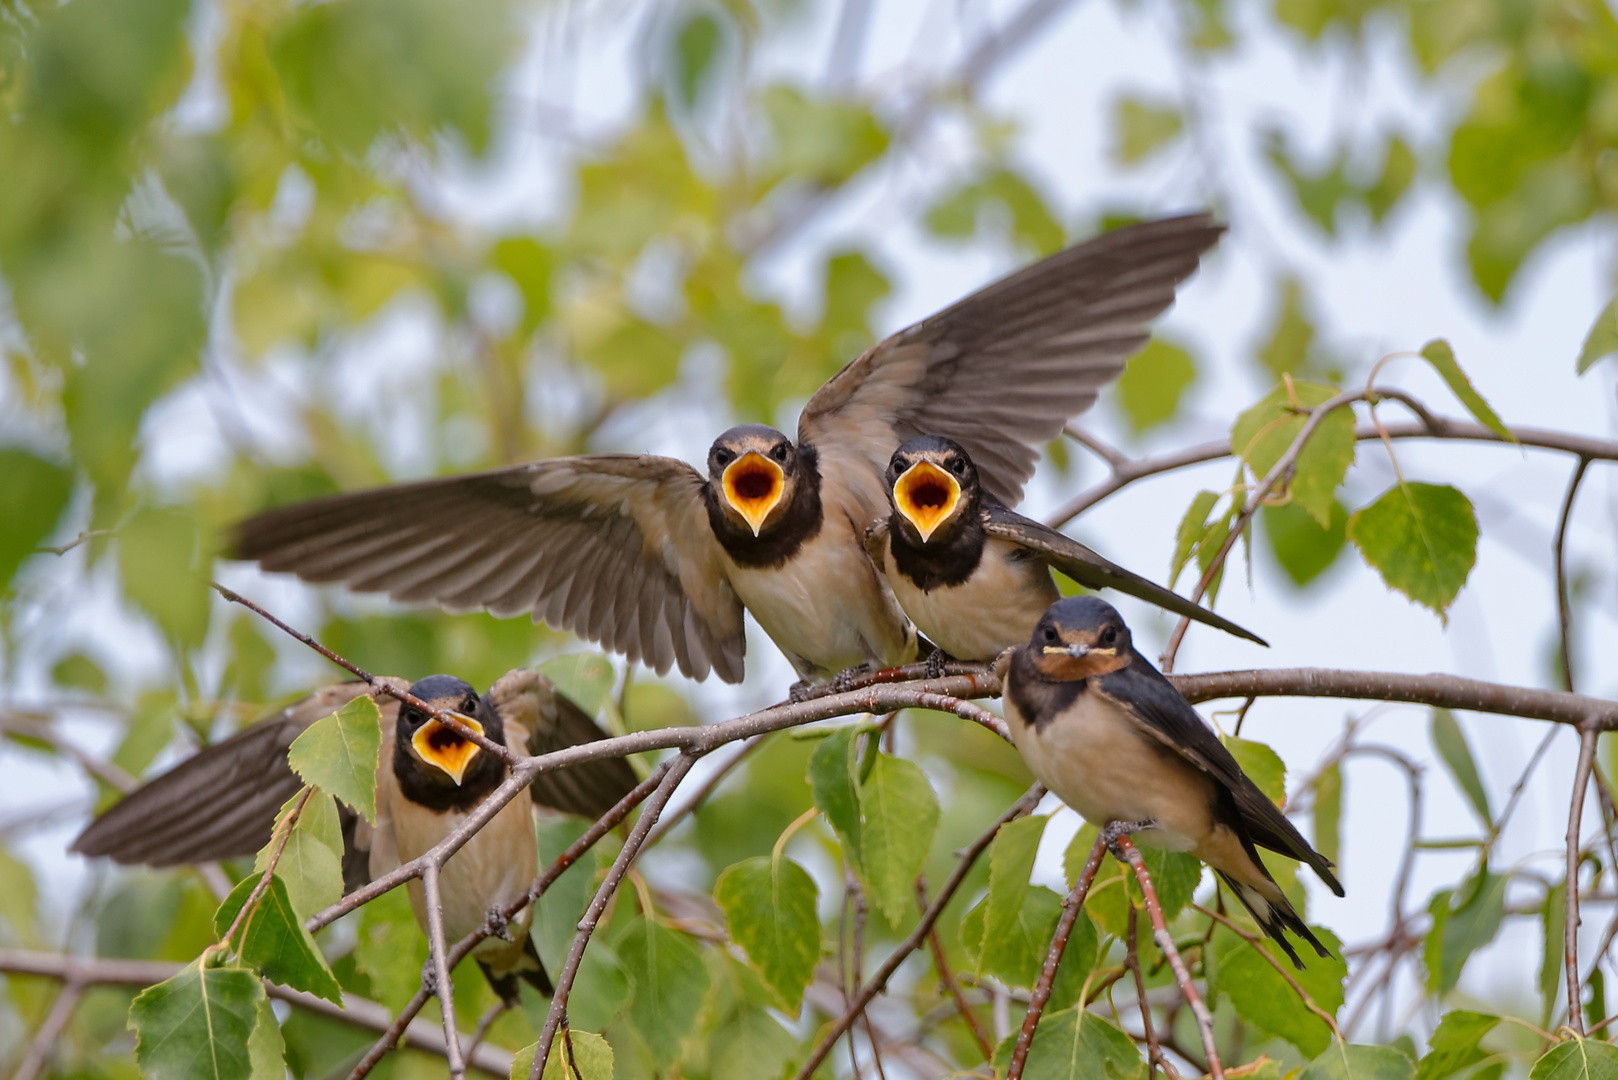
[485,669,640,819]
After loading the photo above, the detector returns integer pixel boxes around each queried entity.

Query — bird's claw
[482,907,514,942]
[421,960,437,995]
[831,664,870,694]
[1100,819,1157,856]
[923,647,949,681]
[788,680,814,704]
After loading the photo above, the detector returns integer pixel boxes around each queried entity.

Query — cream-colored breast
[726,511,914,678]
[1006,683,1214,853]
[886,536,1057,661]
[393,790,539,943]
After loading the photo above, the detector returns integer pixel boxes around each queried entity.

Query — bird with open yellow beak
[72,669,638,1006]
[233,215,1224,694]
[867,436,1265,665]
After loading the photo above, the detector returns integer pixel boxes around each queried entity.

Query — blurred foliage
[1,0,1614,1075]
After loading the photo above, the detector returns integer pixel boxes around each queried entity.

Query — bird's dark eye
[1100,627,1117,646]
[949,458,966,475]
[715,449,733,465]
[462,695,479,713]
[1042,626,1058,642]
[771,444,789,462]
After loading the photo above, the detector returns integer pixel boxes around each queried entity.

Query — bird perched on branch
[999,597,1340,967]
[865,435,1265,664]
[233,215,1223,693]
[72,669,638,1004]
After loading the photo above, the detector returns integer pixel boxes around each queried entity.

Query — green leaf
[129,960,264,1080]
[247,998,286,1080]
[924,169,1064,256]
[1215,925,1345,1057]
[118,505,213,648]
[1115,339,1197,434]
[214,874,342,1004]
[1430,710,1492,826]
[714,854,820,1015]
[287,696,382,825]
[1223,736,1287,806]
[1263,498,1348,587]
[808,726,863,871]
[1543,882,1568,1025]
[1255,277,1319,379]
[981,815,1048,964]
[0,843,38,944]
[1365,135,1417,225]
[493,236,556,335]
[1578,296,1618,375]
[1424,870,1507,995]
[1232,381,1355,528]
[1061,825,1200,937]
[1530,1039,1618,1080]
[707,1001,798,1080]
[673,12,723,110]
[0,449,73,590]
[1111,96,1184,165]
[616,916,711,1069]
[857,751,940,926]
[272,0,519,155]
[1414,1010,1500,1080]
[1171,490,1222,585]
[1313,762,1342,866]
[990,1006,1146,1080]
[253,792,344,918]
[1348,482,1479,617]
[1419,339,1514,443]
[1299,1043,1416,1080]
[510,1030,616,1080]
[761,84,888,186]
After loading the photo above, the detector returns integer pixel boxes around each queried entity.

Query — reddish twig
[917,876,994,1061]
[1114,836,1222,1078]
[1006,833,1107,1079]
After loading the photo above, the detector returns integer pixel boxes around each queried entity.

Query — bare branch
[0,713,137,793]
[218,786,312,958]
[530,754,696,1079]
[1007,833,1107,1080]
[1555,457,1591,692]
[422,864,465,1077]
[1567,724,1600,1035]
[1114,836,1221,1078]
[10,979,83,1080]
[794,784,1046,1080]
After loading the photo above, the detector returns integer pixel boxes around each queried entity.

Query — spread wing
[799,214,1224,507]
[981,504,1266,646]
[70,681,405,870]
[1095,662,1342,895]
[235,455,746,683]
[485,669,641,819]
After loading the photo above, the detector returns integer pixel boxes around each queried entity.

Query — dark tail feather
[479,934,554,1006]
[1215,871,1332,970]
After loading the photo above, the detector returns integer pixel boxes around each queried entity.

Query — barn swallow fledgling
[866,436,1265,663]
[72,669,639,1003]
[999,597,1340,967]
[233,215,1224,692]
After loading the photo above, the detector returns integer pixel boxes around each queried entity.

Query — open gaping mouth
[411,712,485,785]
[893,460,961,541]
[722,451,785,536]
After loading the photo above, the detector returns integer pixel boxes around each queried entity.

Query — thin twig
[10,979,83,1080]
[422,864,465,1078]
[1007,834,1107,1080]
[1114,837,1222,1078]
[218,786,313,956]
[917,876,994,1061]
[1555,457,1591,692]
[0,714,137,793]
[529,754,696,1079]
[794,784,1046,1080]
[1128,905,1178,1080]
[1567,725,1600,1035]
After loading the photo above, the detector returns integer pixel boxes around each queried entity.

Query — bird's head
[708,424,803,537]
[397,675,503,786]
[1028,596,1134,681]
[885,436,977,544]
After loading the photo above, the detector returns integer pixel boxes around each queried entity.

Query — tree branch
[422,863,465,1078]
[917,875,995,1061]
[1567,724,1599,1035]
[1555,457,1591,692]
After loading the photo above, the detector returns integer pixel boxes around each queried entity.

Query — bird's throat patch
[412,713,484,786]
[893,460,961,541]
[722,452,785,535]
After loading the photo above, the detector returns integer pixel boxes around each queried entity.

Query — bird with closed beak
[866,435,1265,665]
[999,596,1340,967]
[72,669,638,1005]
[233,214,1224,694]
